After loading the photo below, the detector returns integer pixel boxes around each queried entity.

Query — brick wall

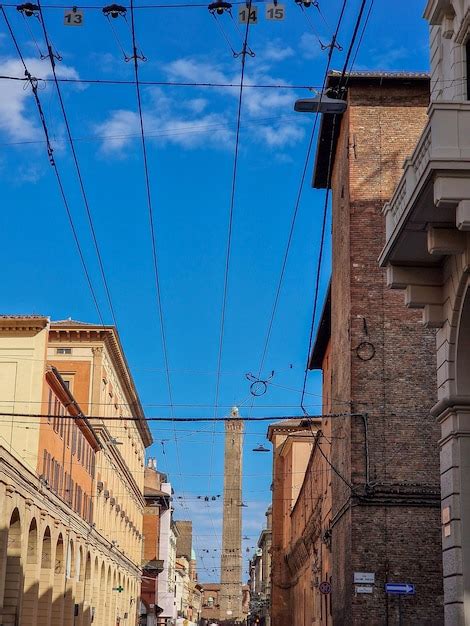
[329,79,443,624]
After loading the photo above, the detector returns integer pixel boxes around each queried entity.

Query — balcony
[379,101,470,270]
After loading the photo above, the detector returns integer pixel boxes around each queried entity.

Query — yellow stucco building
[0,315,152,626]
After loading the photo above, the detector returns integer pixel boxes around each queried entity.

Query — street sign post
[384,583,415,595]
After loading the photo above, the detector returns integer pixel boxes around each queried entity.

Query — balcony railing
[383,101,470,244]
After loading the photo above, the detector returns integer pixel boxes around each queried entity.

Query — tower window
[56,348,72,355]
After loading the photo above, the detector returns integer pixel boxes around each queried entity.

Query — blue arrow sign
[385,583,415,595]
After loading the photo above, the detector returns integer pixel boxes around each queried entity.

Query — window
[46,453,51,482]
[69,479,75,506]
[72,425,77,455]
[52,460,60,492]
[75,486,82,515]
[56,348,72,355]
[47,389,53,420]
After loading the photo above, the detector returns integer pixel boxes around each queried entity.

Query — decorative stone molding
[5,485,15,497]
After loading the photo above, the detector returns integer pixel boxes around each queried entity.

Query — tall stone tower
[220,406,244,623]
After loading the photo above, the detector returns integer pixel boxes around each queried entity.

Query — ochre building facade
[0,316,152,626]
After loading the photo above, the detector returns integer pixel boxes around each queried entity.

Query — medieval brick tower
[220,406,244,623]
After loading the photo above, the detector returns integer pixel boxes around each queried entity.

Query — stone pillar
[436,402,470,625]
[220,407,244,623]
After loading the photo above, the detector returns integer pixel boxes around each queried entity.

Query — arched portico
[38,526,52,626]
[455,282,470,396]
[3,508,22,626]
[51,533,65,626]
[63,539,75,626]
[21,517,38,626]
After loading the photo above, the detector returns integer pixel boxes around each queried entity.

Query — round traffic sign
[319,581,332,595]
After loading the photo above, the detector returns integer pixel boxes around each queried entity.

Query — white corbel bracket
[386,265,443,289]
[428,227,467,255]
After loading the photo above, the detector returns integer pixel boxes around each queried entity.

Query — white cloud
[166,57,229,85]
[94,88,234,154]
[368,45,409,70]
[299,32,325,60]
[260,40,295,62]
[0,57,80,142]
[94,55,305,155]
[256,122,304,148]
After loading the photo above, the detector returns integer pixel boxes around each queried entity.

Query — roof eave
[308,282,331,370]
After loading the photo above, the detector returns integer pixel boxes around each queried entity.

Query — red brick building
[141,461,170,625]
[308,71,444,625]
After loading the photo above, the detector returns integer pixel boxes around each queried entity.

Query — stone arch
[63,538,75,626]
[38,525,52,625]
[65,538,74,579]
[96,561,107,626]
[109,567,118,624]
[51,533,65,626]
[81,552,93,626]
[455,278,470,396]
[3,508,22,625]
[21,517,39,626]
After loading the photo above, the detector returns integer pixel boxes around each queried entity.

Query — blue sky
[0,0,429,581]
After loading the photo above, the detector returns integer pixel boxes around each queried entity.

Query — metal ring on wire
[245,371,274,397]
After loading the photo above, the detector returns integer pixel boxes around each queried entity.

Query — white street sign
[355,585,374,594]
[354,572,375,584]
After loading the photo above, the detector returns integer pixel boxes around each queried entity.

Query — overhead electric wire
[2,0,292,8]
[300,0,370,412]
[0,7,106,326]
[0,73,321,90]
[207,4,253,504]
[126,0,200,540]
[0,410,361,421]
[36,0,119,328]
[254,0,347,387]
[343,0,373,88]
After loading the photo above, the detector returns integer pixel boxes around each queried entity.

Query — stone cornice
[0,316,49,333]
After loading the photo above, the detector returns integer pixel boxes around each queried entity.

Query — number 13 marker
[64,7,84,26]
